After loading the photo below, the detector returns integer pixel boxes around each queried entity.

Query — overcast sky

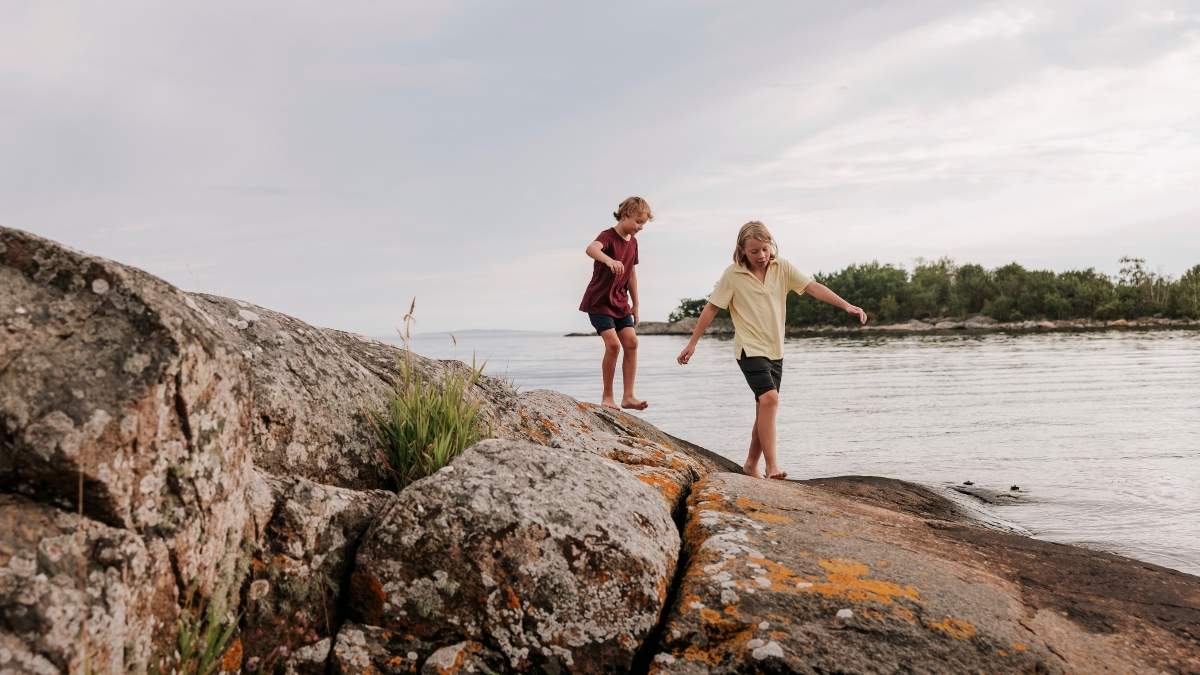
[4,2,1199,333]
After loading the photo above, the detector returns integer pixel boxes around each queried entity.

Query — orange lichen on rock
[1011,642,1028,652]
[220,637,243,672]
[734,496,793,524]
[349,569,387,625]
[634,471,684,505]
[928,617,978,640]
[806,559,920,605]
[680,619,758,667]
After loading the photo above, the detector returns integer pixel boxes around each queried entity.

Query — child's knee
[758,389,780,407]
[619,333,639,351]
[602,337,621,355]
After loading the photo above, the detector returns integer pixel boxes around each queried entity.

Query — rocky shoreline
[567,315,1200,337]
[3,225,1199,673]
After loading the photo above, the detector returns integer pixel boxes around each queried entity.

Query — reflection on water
[406,329,1200,575]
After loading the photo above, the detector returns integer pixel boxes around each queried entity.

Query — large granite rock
[347,439,680,672]
[0,227,265,669]
[650,473,1200,674]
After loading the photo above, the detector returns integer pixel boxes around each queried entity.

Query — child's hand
[607,259,625,276]
[846,304,868,324]
[677,344,695,365]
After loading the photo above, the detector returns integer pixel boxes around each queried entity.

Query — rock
[951,484,1026,505]
[1108,318,1130,327]
[239,473,393,669]
[650,473,1200,674]
[421,641,506,674]
[933,320,964,330]
[963,316,998,329]
[350,439,679,672]
[0,494,177,673]
[283,637,333,675]
[493,388,736,512]
[1,227,261,659]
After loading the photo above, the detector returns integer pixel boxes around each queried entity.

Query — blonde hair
[613,196,653,222]
[733,221,777,268]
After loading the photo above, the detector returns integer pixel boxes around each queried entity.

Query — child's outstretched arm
[585,240,624,275]
[804,282,869,324]
[676,302,722,364]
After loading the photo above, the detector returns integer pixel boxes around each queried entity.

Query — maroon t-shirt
[579,227,639,318]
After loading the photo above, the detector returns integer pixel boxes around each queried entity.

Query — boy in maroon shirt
[579,196,651,410]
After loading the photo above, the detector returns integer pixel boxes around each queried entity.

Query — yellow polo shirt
[707,258,812,360]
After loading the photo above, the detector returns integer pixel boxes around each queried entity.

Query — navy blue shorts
[738,350,783,400]
[588,313,635,334]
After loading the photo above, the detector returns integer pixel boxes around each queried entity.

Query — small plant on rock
[370,299,488,490]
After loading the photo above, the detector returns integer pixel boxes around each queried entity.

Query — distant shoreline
[565,316,1200,337]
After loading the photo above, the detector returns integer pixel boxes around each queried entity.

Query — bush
[668,297,708,323]
[369,358,487,490]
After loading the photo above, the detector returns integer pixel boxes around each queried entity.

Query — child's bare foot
[621,397,648,410]
[743,462,763,479]
[601,397,620,410]
[767,470,788,480]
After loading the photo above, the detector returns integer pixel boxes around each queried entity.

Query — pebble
[752,641,784,660]
[836,608,854,619]
[91,278,110,294]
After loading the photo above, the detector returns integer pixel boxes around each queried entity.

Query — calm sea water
[405,329,1200,576]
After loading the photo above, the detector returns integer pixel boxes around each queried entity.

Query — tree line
[668,257,1200,326]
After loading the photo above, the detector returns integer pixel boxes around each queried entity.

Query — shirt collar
[734,259,778,275]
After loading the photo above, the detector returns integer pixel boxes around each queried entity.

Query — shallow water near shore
[404,329,1200,576]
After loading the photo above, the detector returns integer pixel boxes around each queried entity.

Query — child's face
[619,212,649,235]
[743,238,772,270]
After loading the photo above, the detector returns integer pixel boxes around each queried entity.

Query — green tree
[1171,265,1200,318]
[668,297,708,323]
[950,263,995,315]
[907,258,955,319]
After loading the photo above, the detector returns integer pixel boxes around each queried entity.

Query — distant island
[669,256,1200,327]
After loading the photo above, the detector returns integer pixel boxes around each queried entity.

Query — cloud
[2,2,1197,332]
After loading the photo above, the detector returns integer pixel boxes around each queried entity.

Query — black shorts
[588,313,635,335]
[737,350,783,400]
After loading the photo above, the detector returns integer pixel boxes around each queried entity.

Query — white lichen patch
[752,640,784,660]
[91,278,110,294]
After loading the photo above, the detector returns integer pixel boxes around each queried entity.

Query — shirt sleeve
[708,267,734,309]
[784,259,812,293]
[597,229,614,257]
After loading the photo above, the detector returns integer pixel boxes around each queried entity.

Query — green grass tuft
[370,357,487,490]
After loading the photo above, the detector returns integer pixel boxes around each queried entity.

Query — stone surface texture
[240,473,394,668]
[650,473,1200,674]
[350,439,679,672]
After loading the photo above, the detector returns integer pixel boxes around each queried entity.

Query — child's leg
[599,329,621,408]
[744,408,764,478]
[616,327,648,410]
[755,390,785,479]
